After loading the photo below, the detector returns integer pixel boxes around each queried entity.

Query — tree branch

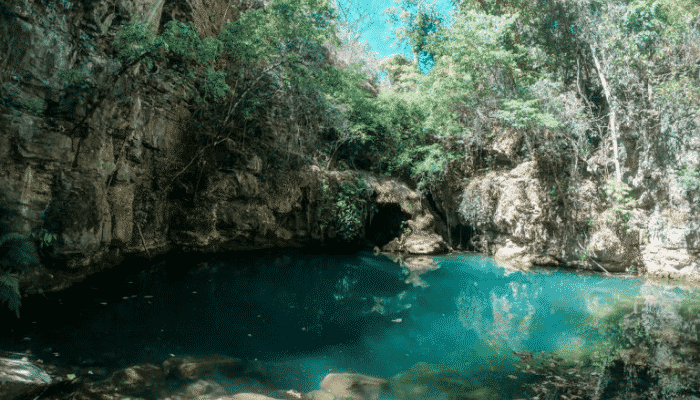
[222,60,285,127]
[590,44,621,183]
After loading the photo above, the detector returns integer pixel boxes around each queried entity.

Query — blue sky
[335,0,455,63]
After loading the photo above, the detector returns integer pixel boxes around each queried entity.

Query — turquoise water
[5,251,700,397]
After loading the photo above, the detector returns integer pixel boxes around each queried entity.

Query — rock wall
[0,0,446,296]
[433,129,700,282]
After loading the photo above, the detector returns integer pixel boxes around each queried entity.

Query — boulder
[0,355,52,400]
[390,362,481,400]
[218,394,282,400]
[401,232,448,255]
[181,379,228,399]
[306,389,336,400]
[456,387,500,400]
[110,363,165,395]
[493,240,533,270]
[400,256,440,287]
[320,373,390,400]
[163,354,246,380]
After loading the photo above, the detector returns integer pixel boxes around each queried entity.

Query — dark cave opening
[424,192,475,251]
[367,204,407,248]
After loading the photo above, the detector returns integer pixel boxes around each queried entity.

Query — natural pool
[4,251,700,399]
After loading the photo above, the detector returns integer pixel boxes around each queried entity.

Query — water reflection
[3,250,699,399]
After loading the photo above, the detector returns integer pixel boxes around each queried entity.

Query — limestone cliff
[0,0,446,296]
[431,128,700,282]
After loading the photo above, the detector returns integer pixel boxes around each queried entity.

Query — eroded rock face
[641,205,700,281]
[219,394,282,400]
[0,0,448,296]
[320,373,390,400]
[367,177,447,255]
[0,355,52,400]
[389,362,481,400]
[441,150,700,280]
[162,355,246,380]
[458,161,555,264]
[110,363,165,395]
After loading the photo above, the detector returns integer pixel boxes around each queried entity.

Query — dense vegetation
[106,0,700,396]
[96,0,700,206]
[1,0,698,317]
[347,0,699,189]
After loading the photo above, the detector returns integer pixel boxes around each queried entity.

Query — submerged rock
[163,354,247,380]
[390,362,481,400]
[456,387,501,400]
[400,256,440,287]
[111,363,164,391]
[305,389,336,400]
[179,379,228,399]
[402,232,448,255]
[320,373,390,400]
[219,394,283,400]
[0,355,52,400]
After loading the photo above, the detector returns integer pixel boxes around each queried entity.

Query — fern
[0,233,40,271]
[0,232,27,246]
[0,272,20,318]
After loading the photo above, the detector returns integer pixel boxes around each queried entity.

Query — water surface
[4,251,699,397]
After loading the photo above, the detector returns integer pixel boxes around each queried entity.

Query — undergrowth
[0,230,55,318]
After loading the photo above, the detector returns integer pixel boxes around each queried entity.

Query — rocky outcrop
[366,176,448,255]
[0,353,53,400]
[435,130,700,281]
[320,373,390,400]
[0,0,447,297]
[0,354,508,400]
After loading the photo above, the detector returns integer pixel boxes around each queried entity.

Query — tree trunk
[591,45,622,182]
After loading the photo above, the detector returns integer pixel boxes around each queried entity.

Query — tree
[112,0,377,178]
[385,0,443,72]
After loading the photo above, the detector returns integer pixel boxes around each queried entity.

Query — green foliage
[497,99,560,130]
[18,98,44,115]
[0,233,40,271]
[29,229,58,249]
[202,69,230,102]
[402,143,459,192]
[384,0,443,70]
[0,229,56,317]
[549,184,560,201]
[161,21,222,66]
[578,249,589,263]
[379,54,420,91]
[114,20,159,65]
[0,271,20,318]
[677,166,700,187]
[605,178,638,232]
[57,68,94,88]
[334,176,370,241]
[427,11,525,94]
[109,0,357,173]
[622,0,667,54]
[677,166,700,192]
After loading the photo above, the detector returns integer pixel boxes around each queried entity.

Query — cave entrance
[449,224,475,251]
[367,204,407,248]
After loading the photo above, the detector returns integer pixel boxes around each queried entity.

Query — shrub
[0,230,52,318]
[0,271,20,318]
[604,178,638,233]
[0,232,38,318]
[677,166,700,192]
[334,176,370,241]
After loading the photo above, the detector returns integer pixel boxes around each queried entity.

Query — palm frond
[0,272,20,318]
